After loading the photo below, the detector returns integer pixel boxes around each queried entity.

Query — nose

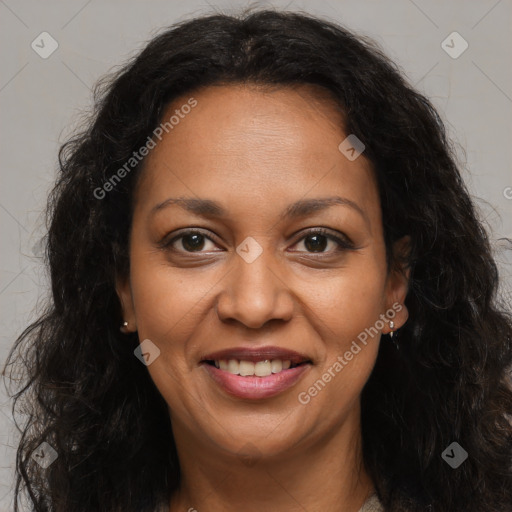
[215,248,295,329]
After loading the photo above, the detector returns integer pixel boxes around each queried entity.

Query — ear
[383,235,411,334]
[116,272,137,333]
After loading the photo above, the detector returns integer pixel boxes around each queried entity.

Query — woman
[3,8,512,512]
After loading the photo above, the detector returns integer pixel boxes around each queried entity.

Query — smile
[206,358,305,377]
[200,345,313,399]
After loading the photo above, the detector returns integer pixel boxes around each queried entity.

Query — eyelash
[159,228,355,255]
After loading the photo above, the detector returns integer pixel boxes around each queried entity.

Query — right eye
[160,229,222,253]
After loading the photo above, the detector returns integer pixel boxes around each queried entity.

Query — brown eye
[303,233,329,252]
[161,230,219,253]
[180,233,207,252]
[291,228,354,254]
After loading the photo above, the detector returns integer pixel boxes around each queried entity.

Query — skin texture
[117,83,410,512]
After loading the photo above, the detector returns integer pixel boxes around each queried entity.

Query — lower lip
[201,362,311,400]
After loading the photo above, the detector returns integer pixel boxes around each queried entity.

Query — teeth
[271,360,282,373]
[239,360,254,376]
[227,359,239,374]
[214,359,295,376]
[255,360,272,377]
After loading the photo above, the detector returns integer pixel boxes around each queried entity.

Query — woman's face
[117,83,409,460]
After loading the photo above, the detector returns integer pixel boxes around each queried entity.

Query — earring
[389,321,399,350]
[120,321,129,333]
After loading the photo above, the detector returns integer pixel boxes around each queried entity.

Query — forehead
[151,82,346,163]
[134,83,379,225]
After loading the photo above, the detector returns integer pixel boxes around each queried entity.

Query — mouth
[201,358,310,376]
[199,346,312,399]
[200,346,312,376]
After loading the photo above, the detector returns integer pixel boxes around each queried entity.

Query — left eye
[289,229,353,254]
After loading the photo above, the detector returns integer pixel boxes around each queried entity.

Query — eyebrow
[150,195,369,226]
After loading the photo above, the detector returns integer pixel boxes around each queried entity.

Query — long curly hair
[3,8,512,512]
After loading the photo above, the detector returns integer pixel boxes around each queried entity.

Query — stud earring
[120,321,129,333]
[389,321,400,350]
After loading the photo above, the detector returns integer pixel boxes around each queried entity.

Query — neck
[168,405,375,512]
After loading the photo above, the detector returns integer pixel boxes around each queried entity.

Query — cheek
[128,247,211,341]
[127,258,208,415]
[304,256,386,396]
[311,261,386,338]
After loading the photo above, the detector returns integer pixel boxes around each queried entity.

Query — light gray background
[1,0,511,510]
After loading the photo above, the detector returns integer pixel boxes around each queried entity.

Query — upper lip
[201,346,312,365]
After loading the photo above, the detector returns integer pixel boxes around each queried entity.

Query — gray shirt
[358,493,384,512]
